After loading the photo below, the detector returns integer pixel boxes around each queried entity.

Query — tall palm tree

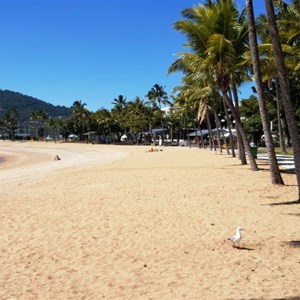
[171,1,258,169]
[205,0,257,169]
[255,12,288,153]
[265,0,300,200]
[71,100,91,140]
[3,108,19,141]
[146,84,170,141]
[30,109,48,140]
[112,95,127,110]
[246,0,284,185]
[46,117,59,142]
[94,108,113,143]
[172,84,200,147]
[111,95,128,140]
[126,97,148,143]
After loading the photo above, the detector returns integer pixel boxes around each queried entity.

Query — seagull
[228,227,243,248]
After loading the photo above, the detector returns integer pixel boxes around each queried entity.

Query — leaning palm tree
[171,2,258,169]
[246,0,284,185]
[170,54,232,154]
[265,0,300,200]
[202,0,257,169]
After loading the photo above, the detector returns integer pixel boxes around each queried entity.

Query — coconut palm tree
[3,108,19,141]
[46,117,60,142]
[112,95,127,110]
[94,108,113,143]
[254,2,300,154]
[111,95,128,140]
[254,12,288,153]
[71,100,91,140]
[265,0,300,200]
[246,0,284,185]
[171,1,258,169]
[146,84,171,141]
[126,97,148,143]
[30,109,48,140]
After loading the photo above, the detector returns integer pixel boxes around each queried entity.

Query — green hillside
[0,90,71,123]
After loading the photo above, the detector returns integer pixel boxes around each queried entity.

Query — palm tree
[3,108,19,141]
[204,0,257,169]
[254,12,288,153]
[265,0,300,200]
[111,95,128,140]
[126,97,148,143]
[94,108,113,143]
[30,109,48,140]
[71,100,91,140]
[171,1,258,170]
[172,85,200,147]
[112,95,127,110]
[254,2,300,154]
[246,0,284,185]
[146,84,170,141]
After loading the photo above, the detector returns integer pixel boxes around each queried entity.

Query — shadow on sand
[232,297,300,300]
[286,240,300,248]
[269,199,300,206]
[232,245,254,251]
[286,213,300,217]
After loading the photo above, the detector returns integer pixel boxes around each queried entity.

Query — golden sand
[0,141,299,299]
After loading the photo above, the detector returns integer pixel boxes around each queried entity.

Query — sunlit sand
[0,141,299,299]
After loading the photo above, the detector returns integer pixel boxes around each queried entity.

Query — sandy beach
[0,141,299,299]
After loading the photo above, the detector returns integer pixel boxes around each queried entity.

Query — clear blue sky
[0,0,266,112]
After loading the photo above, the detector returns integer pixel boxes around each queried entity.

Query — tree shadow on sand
[280,168,296,174]
[273,297,300,300]
[232,245,254,251]
[286,240,300,248]
[285,213,300,217]
[256,160,296,174]
[234,297,300,300]
[268,199,300,206]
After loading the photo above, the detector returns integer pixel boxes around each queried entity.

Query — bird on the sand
[228,227,243,248]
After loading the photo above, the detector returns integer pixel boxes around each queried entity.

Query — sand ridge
[0,141,299,299]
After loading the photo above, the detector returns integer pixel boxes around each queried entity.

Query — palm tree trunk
[265,0,300,198]
[206,115,214,151]
[231,81,246,163]
[275,78,287,153]
[223,99,236,158]
[247,0,284,185]
[222,91,259,171]
[199,127,204,148]
[213,110,222,153]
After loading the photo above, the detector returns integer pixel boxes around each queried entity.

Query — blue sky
[0,0,266,112]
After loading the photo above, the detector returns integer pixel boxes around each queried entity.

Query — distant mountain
[0,90,71,123]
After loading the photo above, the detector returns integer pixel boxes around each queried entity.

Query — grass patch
[258,147,293,156]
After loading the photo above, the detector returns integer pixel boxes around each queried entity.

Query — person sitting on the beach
[146,148,163,153]
[54,155,61,161]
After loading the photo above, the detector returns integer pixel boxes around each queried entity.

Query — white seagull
[228,227,243,248]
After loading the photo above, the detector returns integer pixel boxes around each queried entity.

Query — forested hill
[0,90,71,123]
